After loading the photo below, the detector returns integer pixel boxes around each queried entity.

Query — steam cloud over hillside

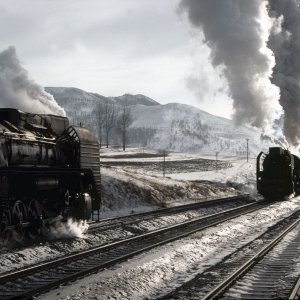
[267,0,300,145]
[180,0,300,147]
[179,0,279,128]
[0,47,65,116]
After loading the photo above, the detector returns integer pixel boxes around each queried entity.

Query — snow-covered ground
[41,199,300,300]
[38,148,298,299]
[0,149,247,270]
[0,201,242,275]
[99,148,256,214]
[168,156,256,196]
[2,147,298,300]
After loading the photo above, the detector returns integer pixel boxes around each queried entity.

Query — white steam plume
[48,219,89,240]
[0,46,65,116]
[267,0,300,146]
[179,0,280,131]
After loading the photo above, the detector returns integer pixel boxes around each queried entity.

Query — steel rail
[0,201,267,300]
[157,209,300,300]
[289,275,300,299]
[0,195,253,275]
[1,194,251,235]
[202,216,300,300]
[88,194,252,231]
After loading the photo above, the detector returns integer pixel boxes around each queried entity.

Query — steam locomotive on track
[0,108,101,243]
[257,147,300,200]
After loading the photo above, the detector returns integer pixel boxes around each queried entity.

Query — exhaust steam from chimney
[267,0,300,146]
[0,46,65,116]
[179,0,300,147]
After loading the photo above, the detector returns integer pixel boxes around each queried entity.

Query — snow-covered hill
[128,103,263,155]
[110,93,160,106]
[45,87,268,156]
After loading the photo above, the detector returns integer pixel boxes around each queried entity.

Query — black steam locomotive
[0,108,101,243]
[257,147,300,200]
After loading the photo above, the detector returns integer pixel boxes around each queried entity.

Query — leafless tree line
[95,101,133,150]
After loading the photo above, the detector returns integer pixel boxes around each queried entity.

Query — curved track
[160,210,300,299]
[209,218,300,299]
[0,200,267,299]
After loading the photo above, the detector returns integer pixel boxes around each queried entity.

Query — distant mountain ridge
[45,86,267,155]
[45,87,159,107]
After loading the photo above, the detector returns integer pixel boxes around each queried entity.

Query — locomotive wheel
[40,222,50,237]
[0,209,12,246]
[13,224,24,243]
[12,200,27,242]
[0,229,11,246]
[27,200,41,239]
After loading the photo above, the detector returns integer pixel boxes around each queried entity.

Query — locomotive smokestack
[178,0,281,131]
[0,46,65,116]
[267,0,300,146]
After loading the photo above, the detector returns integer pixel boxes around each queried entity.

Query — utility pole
[216,151,219,172]
[246,139,249,162]
[163,150,166,177]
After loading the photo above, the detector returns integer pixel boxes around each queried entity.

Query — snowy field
[99,147,257,216]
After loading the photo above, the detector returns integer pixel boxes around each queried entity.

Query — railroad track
[160,209,300,299]
[0,195,252,274]
[0,200,267,299]
[290,275,300,299]
[0,194,251,247]
[220,218,300,299]
[87,194,252,232]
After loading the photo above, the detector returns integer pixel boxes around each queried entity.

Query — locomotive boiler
[0,108,101,243]
[257,147,300,200]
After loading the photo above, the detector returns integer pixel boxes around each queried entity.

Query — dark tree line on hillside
[127,127,157,147]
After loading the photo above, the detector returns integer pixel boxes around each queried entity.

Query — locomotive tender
[257,146,300,200]
[0,108,101,242]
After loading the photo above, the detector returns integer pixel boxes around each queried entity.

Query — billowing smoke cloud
[267,0,300,145]
[179,0,280,129]
[0,46,65,116]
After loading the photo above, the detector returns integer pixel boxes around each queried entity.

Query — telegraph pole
[246,138,249,162]
[163,150,166,177]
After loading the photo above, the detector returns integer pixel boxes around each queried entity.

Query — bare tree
[95,102,104,148]
[95,100,117,148]
[103,101,116,148]
[118,105,133,151]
